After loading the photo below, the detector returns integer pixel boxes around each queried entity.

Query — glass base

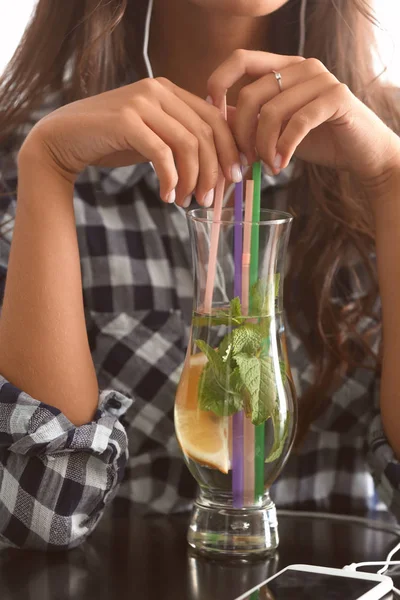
[187,491,279,558]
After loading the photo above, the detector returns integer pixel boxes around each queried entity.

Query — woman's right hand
[21,78,242,207]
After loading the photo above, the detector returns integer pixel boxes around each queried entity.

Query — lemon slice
[175,353,231,474]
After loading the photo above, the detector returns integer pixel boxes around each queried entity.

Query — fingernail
[182,195,192,208]
[240,153,248,167]
[166,189,176,203]
[203,189,214,208]
[262,162,274,177]
[231,164,243,183]
[206,95,214,105]
[274,153,283,171]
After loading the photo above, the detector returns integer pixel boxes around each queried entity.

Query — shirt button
[107,396,122,410]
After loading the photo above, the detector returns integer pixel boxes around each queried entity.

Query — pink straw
[203,97,227,313]
[232,178,244,508]
[242,181,255,505]
[242,181,253,316]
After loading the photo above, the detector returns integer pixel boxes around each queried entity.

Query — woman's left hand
[207,50,400,184]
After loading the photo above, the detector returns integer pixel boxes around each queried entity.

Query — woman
[0,0,400,550]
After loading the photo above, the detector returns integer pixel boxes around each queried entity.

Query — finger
[120,112,178,202]
[157,77,241,184]
[255,72,339,171]
[226,105,236,129]
[207,50,304,108]
[276,84,351,169]
[234,58,329,162]
[227,105,251,167]
[140,105,202,206]
[155,83,220,204]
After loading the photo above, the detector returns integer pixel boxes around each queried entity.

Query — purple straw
[234,180,243,298]
[232,179,244,508]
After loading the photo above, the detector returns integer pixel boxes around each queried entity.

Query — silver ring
[272,70,283,93]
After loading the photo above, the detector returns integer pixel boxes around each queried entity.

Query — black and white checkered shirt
[0,98,399,550]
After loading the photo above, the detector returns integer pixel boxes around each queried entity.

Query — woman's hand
[22,78,242,207]
[208,50,400,186]
[207,51,400,462]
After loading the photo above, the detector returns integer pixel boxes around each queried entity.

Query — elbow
[0,450,127,551]
[0,378,130,551]
[0,440,127,551]
[0,490,105,551]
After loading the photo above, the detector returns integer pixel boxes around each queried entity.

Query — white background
[0,0,399,83]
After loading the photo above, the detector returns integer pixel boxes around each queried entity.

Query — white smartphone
[234,564,393,600]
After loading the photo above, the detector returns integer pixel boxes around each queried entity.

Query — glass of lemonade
[175,208,297,557]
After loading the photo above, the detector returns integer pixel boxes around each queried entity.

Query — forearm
[0,145,98,426]
[371,160,400,458]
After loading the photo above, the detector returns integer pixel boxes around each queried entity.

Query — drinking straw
[242,180,255,505]
[242,181,253,320]
[232,178,244,508]
[251,161,265,502]
[250,162,261,291]
[203,97,227,313]
[234,179,243,298]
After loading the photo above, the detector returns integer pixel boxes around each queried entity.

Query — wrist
[368,164,400,217]
[360,135,400,205]
[18,139,75,212]
[367,163,400,232]
[18,128,77,187]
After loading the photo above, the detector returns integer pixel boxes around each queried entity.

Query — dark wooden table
[1,502,399,599]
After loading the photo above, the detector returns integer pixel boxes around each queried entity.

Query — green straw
[250,161,265,502]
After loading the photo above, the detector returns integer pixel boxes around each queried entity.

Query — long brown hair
[0,0,399,443]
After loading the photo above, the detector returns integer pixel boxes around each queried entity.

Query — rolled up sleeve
[0,375,132,550]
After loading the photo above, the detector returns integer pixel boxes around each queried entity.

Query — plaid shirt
[0,98,399,551]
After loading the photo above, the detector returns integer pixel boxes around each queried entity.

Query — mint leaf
[198,363,225,413]
[214,312,242,326]
[234,354,264,424]
[259,317,271,339]
[231,325,262,356]
[275,273,281,298]
[195,338,244,417]
[234,354,260,398]
[207,297,243,328]
[192,286,284,424]
[232,354,278,426]
[198,364,243,416]
[192,314,242,327]
[228,366,244,395]
[219,333,233,363]
[225,392,244,416]
[230,296,242,319]
[250,275,280,316]
[279,360,287,382]
[194,339,224,375]
[265,411,289,463]
[249,280,263,316]
[265,446,283,463]
[258,357,277,426]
